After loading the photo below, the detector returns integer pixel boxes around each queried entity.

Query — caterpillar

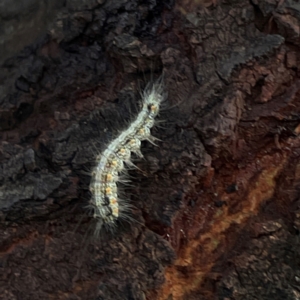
[88,77,166,235]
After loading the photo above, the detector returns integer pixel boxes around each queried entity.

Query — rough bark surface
[0,0,300,299]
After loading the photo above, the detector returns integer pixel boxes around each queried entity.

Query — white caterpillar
[88,78,166,234]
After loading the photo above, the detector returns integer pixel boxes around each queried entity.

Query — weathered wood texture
[0,0,300,299]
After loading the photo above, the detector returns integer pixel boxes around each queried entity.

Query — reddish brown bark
[0,0,300,299]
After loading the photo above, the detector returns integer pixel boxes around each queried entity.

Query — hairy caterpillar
[88,77,166,235]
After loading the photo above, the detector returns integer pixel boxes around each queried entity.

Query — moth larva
[88,78,166,234]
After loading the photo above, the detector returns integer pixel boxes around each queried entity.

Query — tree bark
[0,0,300,299]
